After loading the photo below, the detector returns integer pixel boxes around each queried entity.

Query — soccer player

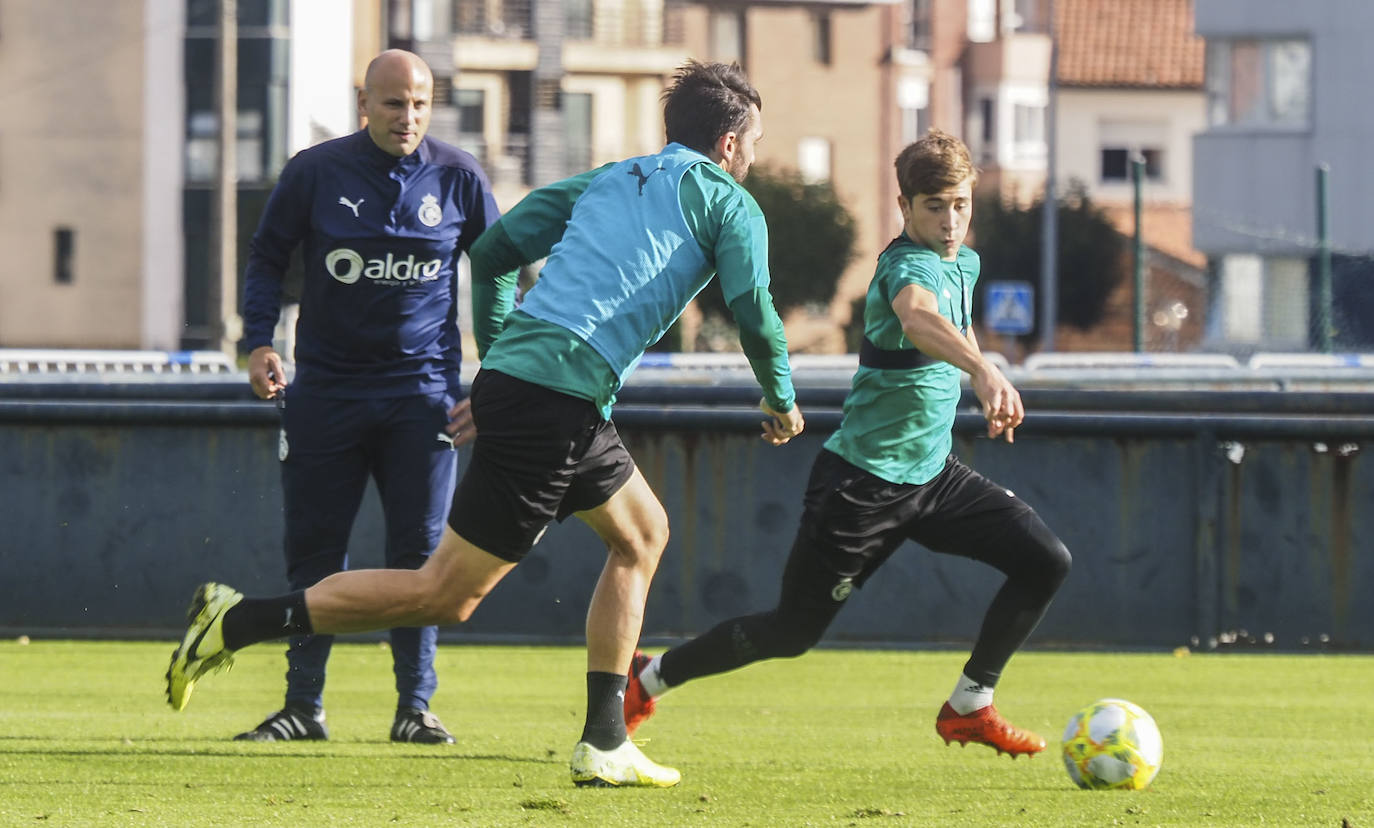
[622,129,1072,758]
[232,50,500,744]
[167,60,805,788]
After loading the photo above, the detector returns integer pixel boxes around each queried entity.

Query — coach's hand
[760,399,805,446]
[248,346,286,400]
[445,397,476,448]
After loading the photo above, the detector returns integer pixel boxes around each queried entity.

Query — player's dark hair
[895,128,979,199]
[662,60,761,156]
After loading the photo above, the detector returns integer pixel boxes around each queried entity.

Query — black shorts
[781,448,1051,614]
[447,369,636,562]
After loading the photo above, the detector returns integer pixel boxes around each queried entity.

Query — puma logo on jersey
[338,196,364,217]
[628,163,665,196]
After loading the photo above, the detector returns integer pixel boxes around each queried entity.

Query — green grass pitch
[1,640,1371,826]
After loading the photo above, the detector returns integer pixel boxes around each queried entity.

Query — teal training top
[468,143,794,419]
[823,236,980,485]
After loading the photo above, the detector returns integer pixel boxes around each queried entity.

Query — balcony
[453,0,684,46]
[454,0,533,38]
[964,30,1051,85]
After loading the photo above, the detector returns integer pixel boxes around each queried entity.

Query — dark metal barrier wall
[2,381,1370,650]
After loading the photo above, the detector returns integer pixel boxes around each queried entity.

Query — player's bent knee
[1044,538,1072,585]
[640,512,670,557]
[611,522,669,569]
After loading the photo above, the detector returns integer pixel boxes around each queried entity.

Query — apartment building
[0,0,182,349]
[1194,0,1374,350]
[0,0,1228,355]
[679,0,926,347]
[426,0,931,349]
[0,0,364,352]
[399,0,690,210]
[1050,0,1208,352]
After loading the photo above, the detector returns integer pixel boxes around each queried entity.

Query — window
[710,9,745,64]
[1012,0,1045,32]
[797,137,831,183]
[1013,103,1043,144]
[811,11,831,65]
[1206,38,1311,127]
[1011,102,1046,162]
[454,0,486,35]
[1099,121,1166,183]
[1220,254,1308,345]
[236,110,264,182]
[564,92,593,175]
[54,227,75,285]
[186,111,217,183]
[184,110,263,183]
[898,77,930,145]
[412,0,434,40]
[1101,148,1163,182]
[909,0,932,51]
[973,96,995,163]
[967,0,996,43]
[455,88,487,165]
[566,0,593,40]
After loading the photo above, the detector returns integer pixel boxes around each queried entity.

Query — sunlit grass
[1,640,1371,826]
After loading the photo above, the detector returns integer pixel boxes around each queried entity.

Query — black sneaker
[390,707,455,744]
[233,706,328,742]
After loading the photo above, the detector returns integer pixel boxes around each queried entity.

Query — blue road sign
[984,281,1035,336]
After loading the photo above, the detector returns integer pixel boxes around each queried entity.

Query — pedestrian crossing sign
[984,281,1035,336]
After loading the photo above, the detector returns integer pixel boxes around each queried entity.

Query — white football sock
[947,673,994,715]
[638,654,671,699]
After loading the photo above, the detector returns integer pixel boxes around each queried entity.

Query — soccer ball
[1061,698,1163,790]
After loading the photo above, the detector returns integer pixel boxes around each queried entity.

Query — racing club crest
[418,193,442,227]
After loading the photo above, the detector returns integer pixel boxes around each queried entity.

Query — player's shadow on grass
[0,738,560,766]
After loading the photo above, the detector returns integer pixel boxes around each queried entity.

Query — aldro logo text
[324,248,444,285]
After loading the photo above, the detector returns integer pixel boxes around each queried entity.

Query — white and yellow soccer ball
[1061,698,1163,790]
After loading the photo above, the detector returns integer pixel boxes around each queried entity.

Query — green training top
[467,146,794,419]
[823,235,980,485]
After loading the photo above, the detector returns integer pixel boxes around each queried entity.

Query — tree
[971,180,1125,333]
[692,164,857,323]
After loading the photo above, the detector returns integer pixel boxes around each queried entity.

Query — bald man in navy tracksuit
[235,50,499,745]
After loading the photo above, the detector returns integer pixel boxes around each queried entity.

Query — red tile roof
[1056,0,1204,89]
[1101,203,1207,270]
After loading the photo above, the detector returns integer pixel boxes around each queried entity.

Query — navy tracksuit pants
[278,386,459,712]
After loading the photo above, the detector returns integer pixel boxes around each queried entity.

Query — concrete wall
[3,386,1370,651]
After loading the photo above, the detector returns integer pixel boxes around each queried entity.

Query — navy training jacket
[241,129,501,398]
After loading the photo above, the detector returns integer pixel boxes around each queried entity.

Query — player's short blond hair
[895,128,979,199]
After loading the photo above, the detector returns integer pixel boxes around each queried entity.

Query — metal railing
[0,349,234,376]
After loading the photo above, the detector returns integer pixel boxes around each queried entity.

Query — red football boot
[624,650,658,737]
[935,702,1046,758]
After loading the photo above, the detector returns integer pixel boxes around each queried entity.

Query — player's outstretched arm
[892,283,1023,442]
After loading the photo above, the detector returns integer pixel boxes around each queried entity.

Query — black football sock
[221,591,312,650]
[579,671,629,750]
